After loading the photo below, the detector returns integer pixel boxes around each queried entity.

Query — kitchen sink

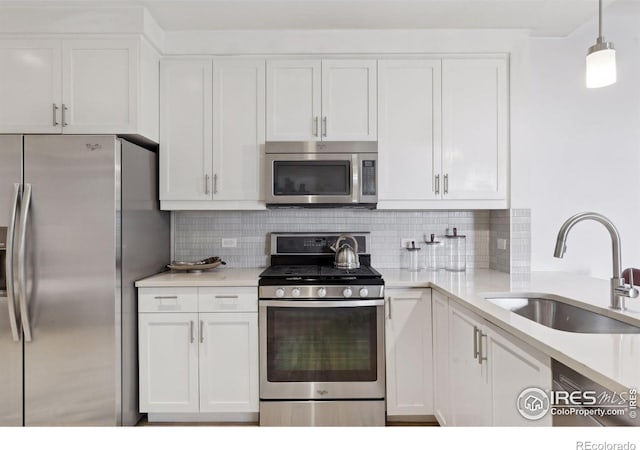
[484,296,640,334]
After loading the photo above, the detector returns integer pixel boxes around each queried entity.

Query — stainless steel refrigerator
[0,135,170,426]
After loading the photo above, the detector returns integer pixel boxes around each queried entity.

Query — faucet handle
[622,268,640,287]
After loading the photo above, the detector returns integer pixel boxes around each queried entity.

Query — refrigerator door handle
[17,183,32,342]
[6,183,21,342]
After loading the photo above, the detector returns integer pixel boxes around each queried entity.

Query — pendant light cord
[599,0,603,39]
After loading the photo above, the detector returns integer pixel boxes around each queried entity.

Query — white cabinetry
[378,59,441,207]
[0,37,158,139]
[160,58,266,210]
[0,40,61,133]
[385,289,433,418]
[431,290,451,426]
[448,300,552,426]
[138,312,200,413]
[377,57,508,209]
[138,287,259,421]
[266,59,377,142]
[442,58,508,201]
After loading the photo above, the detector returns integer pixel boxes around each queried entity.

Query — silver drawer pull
[154,296,178,300]
[215,295,239,299]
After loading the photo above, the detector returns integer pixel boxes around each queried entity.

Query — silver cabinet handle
[213,174,218,194]
[154,295,178,300]
[199,320,204,343]
[435,174,440,195]
[6,183,21,342]
[473,325,479,360]
[189,320,194,343]
[205,174,210,195]
[322,117,327,137]
[61,104,68,127]
[215,295,238,299]
[313,116,319,137]
[478,331,488,364]
[387,297,392,320]
[52,103,59,127]
[18,184,32,342]
[444,174,449,195]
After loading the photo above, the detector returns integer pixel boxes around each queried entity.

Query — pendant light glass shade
[586,0,616,88]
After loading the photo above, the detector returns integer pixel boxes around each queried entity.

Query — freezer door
[22,135,119,426]
[0,135,23,426]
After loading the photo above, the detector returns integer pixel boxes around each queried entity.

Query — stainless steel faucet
[553,212,638,310]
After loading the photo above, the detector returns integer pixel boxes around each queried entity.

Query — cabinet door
[385,289,434,416]
[61,39,137,134]
[138,313,199,413]
[0,40,62,133]
[266,60,321,141]
[486,322,552,426]
[449,303,491,425]
[432,290,450,426]
[378,60,441,207]
[159,59,213,201]
[199,313,259,413]
[212,59,265,203]
[442,58,507,200]
[321,59,377,141]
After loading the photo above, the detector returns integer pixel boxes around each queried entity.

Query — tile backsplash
[173,209,493,269]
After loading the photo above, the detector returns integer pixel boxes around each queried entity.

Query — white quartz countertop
[382,268,640,394]
[136,266,640,393]
[135,268,263,287]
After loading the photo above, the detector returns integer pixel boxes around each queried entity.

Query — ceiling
[0,0,624,36]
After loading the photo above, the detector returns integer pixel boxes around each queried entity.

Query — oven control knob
[275,288,285,298]
[359,288,369,298]
[292,288,301,298]
[343,288,353,298]
[317,287,327,297]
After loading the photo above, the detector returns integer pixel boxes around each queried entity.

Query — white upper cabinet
[378,59,441,206]
[159,59,213,202]
[266,60,321,141]
[266,59,377,142]
[442,58,508,201]
[160,58,266,210]
[0,37,158,139]
[0,40,62,133]
[321,60,377,141]
[378,56,508,209]
[211,59,265,205]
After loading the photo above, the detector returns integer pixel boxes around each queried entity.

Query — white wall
[512,2,640,278]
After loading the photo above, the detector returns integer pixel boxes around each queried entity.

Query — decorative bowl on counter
[167,257,226,273]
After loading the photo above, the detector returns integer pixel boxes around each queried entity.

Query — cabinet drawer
[138,288,198,313]
[198,287,258,313]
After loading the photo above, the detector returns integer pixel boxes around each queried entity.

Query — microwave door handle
[5,183,21,342]
[352,154,360,203]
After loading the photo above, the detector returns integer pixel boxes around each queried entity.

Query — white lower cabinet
[138,312,200,413]
[138,287,259,420]
[447,300,552,426]
[431,290,451,425]
[198,312,259,413]
[385,289,434,417]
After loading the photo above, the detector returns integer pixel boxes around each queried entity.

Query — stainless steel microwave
[265,141,378,208]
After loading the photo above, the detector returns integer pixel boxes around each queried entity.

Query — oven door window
[266,306,377,382]
[273,161,351,196]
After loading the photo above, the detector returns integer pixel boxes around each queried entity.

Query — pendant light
[586,0,616,88]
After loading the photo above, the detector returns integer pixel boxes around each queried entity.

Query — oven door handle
[260,299,384,308]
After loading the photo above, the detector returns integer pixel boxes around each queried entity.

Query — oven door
[265,153,377,205]
[259,299,385,400]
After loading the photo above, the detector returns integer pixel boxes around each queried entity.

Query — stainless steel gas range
[258,232,385,426]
